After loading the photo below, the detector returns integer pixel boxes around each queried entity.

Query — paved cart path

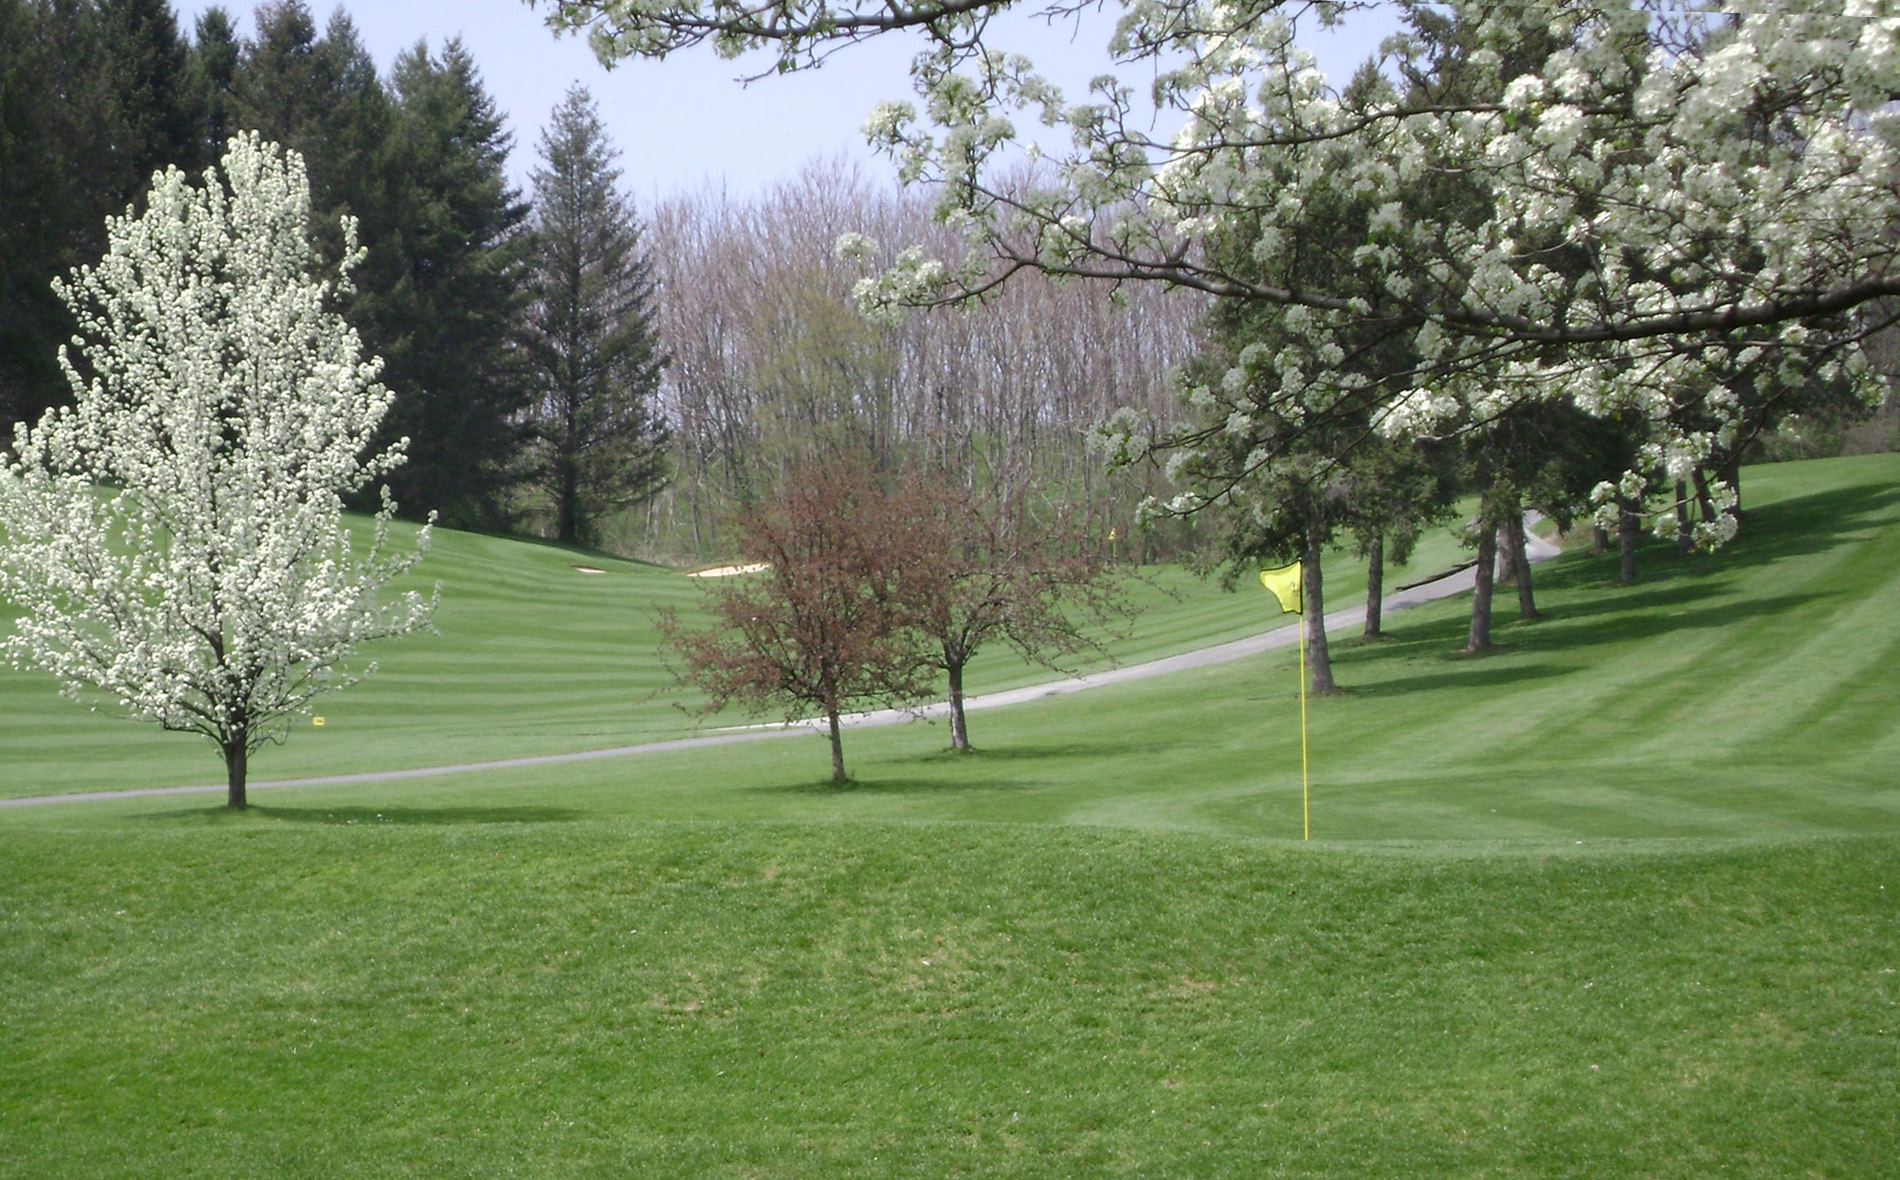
[1,527,1561,809]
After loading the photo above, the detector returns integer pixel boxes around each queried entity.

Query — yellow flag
[1259,561,1303,615]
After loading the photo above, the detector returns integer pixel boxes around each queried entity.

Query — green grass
[2,454,1897,1176]
[1,824,1893,1177]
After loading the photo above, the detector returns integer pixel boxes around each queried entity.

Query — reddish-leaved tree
[659,457,932,782]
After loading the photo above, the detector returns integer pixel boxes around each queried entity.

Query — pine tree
[92,0,198,193]
[0,0,69,427]
[0,0,190,430]
[524,85,668,547]
[230,1,389,241]
[185,6,240,170]
[362,38,532,529]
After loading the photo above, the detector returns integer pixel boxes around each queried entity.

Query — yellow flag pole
[1298,613,1309,841]
[1259,561,1310,841]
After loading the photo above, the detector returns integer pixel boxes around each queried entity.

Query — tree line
[1,0,665,539]
[638,164,1202,562]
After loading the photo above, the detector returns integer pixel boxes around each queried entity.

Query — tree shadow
[1327,474,1898,698]
[1343,661,1576,699]
[144,804,586,825]
[746,773,1050,797]
[910,740,1156,764]
[1526,591,1830,651]
[1539,478,1900,595]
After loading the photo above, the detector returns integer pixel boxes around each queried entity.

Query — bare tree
[641,162,1201,562]
[899,462,1136,751]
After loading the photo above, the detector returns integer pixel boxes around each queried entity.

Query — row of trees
[636,164,1201,561]
[661,453,1131,781]
[1,0,667,540]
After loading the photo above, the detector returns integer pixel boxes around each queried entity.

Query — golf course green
[1,454,1894,1177]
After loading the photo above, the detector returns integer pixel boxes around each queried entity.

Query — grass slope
[2,455,1897,1176]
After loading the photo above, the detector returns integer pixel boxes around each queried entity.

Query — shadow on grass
[1540,477,1900,595]
[1319,474,1900,697]
[1345,660,1576,699]
[749,772,1049,797]
[147,804,587,825]
[912,740,1154,764]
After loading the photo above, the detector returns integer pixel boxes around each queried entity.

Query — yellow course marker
[1258,561,1308,840]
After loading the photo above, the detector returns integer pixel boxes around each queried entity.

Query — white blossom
[0,134,435,806]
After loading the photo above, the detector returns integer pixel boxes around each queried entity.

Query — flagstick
[1299,613,1310,842]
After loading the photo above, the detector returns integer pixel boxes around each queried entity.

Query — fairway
[2,455,1897,1177]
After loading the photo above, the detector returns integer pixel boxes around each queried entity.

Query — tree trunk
[947,661,970,751]
[1362,534,1384,640]
[1507,514,1538,621]
[1592,523,1610,554]
[1619,501,1639,585]
[1302,531,1337,694]
[826,709,847,783]
[1466,524,1496,653]
[1496,520,1519,587]
[1675,479,1693,554]
[1692,468,1717,522]
[223,735,248,810]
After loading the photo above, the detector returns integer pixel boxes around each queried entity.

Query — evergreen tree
[231,0,322,149]
[363,39,532,529]
[186,6,240,169]
[524,85,668,547]
[230,1,389,238]
[0,0,164,429]
[0,0,69,426]
[92,0,198,193]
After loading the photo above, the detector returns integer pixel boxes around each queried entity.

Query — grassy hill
[1,454,1895,1177]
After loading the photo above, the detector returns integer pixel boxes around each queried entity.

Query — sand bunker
[687,562,770,578]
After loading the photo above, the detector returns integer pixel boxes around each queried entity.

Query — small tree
[0,133,435,809]
[902,464,1134,751]
[659,457,930,782]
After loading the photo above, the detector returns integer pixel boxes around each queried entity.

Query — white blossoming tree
[541,0,1900,544]
[0,134,436,809]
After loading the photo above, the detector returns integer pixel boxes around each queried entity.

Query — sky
[172,0,1397,203]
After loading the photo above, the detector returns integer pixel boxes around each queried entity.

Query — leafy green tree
[1344,436,1454,640]
[524,85,668,546]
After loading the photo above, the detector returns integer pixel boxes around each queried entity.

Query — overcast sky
[172,0,1395,203]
